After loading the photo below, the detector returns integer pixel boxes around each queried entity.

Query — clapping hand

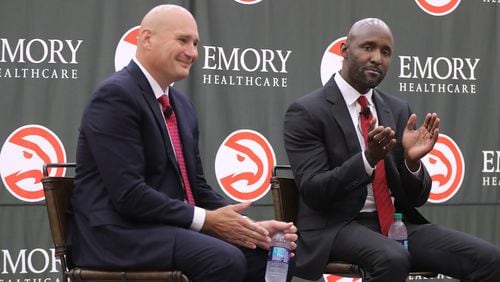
[365,117,397,167]
[402,113,440,170]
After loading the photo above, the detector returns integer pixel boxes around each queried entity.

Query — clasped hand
[202,202,297,254]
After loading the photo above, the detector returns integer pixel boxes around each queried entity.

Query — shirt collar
[334,71,373,107]
[133,57,169,99]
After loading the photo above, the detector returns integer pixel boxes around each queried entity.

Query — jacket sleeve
[284,100,372,211]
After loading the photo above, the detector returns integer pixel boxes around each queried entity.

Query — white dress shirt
[334,72,421,212]
[133,57,205,231]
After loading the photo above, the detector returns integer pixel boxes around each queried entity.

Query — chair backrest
[41,163,76,280]
[270,165,299,223]
[41,163,190,282]
[42,176,74,255]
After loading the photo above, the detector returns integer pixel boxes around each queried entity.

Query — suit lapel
[372,89,396,130]
[125,61,180,173]
[325,77,362,156]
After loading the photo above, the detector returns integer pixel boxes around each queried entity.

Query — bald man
[71,5,296,282]
[284,18,500,281]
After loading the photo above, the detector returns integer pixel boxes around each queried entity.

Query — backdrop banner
[1,1,498,281]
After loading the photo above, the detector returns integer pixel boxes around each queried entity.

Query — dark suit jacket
[283,75,432,280]
[70,60,227,269]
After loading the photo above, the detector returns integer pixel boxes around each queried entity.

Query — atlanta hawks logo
[415,0,461,16]
[234,0,263,5]
[114,26,140,71]
[320,37,347,86]
[215,129,276,202]
[421,134,464,203]
[323,274,362,282]
[0,125,66,202]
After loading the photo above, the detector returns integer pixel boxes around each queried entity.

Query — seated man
[283,17,500,282]
[70,4,296,282]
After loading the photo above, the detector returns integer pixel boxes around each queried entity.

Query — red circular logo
[415,0,461,16]
[234,0,263,5]
[0,125,67,202]
[114,26,140,71]
[320,37,347,86]
[323,274,362,282]
[421,134,464,203]
[215,129,276,202]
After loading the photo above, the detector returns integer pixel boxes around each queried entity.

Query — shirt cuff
[405,159,423,178]
[190,206,206,232]
[362,150,375,175]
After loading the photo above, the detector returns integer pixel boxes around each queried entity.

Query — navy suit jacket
[70,61,227,269]
[283,75,432,279]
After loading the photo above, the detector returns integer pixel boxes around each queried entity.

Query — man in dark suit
[284,18,500,281]
[70,4,296,282]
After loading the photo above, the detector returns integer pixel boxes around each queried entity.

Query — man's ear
[340,42,348,59]
[139,29,152,50]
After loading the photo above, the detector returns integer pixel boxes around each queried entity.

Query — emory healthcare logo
[114,26,140,71]
[398,55,479,95]
[415,0,461,16]
[0,125,66,202]
[320,37,346,86]
[482,150,500,187]
[0,37,82,80]
[202,45,292,88]
[421,134,464,203]
[1,247,59,277]
[215,129,276,202]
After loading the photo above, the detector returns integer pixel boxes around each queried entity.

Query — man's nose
[186,45,198,60]
[370,50,382,64]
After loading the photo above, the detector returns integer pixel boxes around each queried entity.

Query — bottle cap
[393,213,403,220]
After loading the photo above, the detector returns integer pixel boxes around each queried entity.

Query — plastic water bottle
[388,213,408,249]
[265,232,291,282]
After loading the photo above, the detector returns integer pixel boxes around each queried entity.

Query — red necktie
[358,95,394,236]
[158,95,196,205]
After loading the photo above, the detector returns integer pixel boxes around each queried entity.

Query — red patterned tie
[158,95,196,205]
[358,95,395,236]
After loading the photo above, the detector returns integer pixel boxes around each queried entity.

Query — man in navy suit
[284,18,500,281]
[71,5,296,282]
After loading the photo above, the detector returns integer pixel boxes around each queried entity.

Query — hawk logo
[323,275,362,282]
[215,129,276,202]
[234,0,263,5]
[114,26,140,71]
[0,125,66,202]
[415,0,461,16]
[421,134,464,203]
[320,37,347,86]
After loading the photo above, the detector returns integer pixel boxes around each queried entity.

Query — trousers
[172,227,294,282]
[330,212,500,282]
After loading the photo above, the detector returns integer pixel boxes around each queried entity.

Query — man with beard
[283,18,500,281]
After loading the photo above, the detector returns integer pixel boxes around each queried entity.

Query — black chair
[41,163,189,282]
[270,164,437,279]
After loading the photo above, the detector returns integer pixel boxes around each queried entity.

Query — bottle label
[396,239,409,249]
[268,246,290,263]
